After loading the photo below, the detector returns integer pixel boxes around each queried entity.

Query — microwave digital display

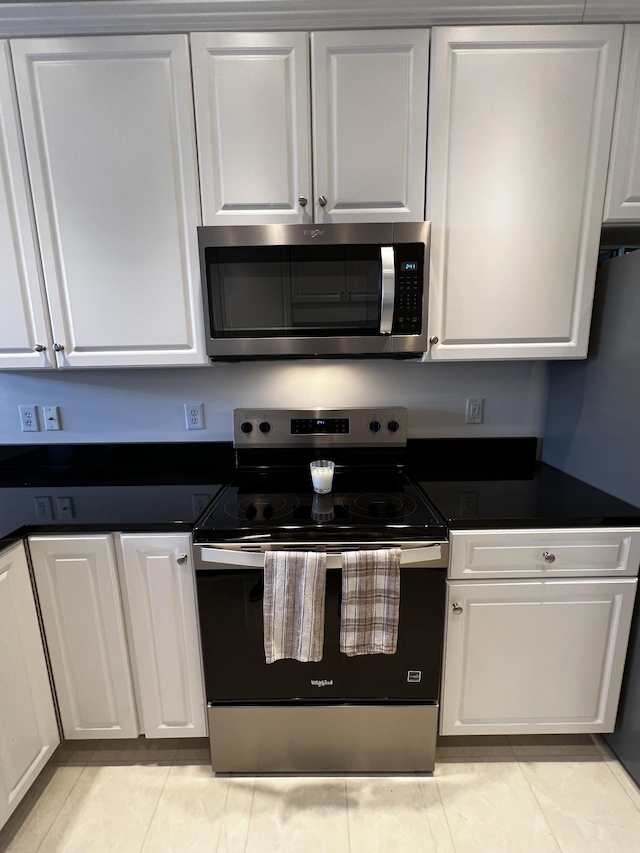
[401,262,418,272]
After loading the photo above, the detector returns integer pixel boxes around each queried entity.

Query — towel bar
[198,544,442,569]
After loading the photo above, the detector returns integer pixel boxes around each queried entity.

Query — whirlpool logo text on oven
[310,679,334,687]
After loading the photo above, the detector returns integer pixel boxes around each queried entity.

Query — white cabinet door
[427,26,622,360]
[604,26,640,222]
[311,30,429,224]
[441,578,637,735]
[118,534,206,738]
[0,542,59,830]
[29,535,138,740]
[10,36,206,368]
[0,42,52,370]
[192,32,312,226]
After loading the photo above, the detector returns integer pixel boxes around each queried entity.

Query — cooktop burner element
[346,492,418,519]
[225,493,300,522]
[192,407,447,543]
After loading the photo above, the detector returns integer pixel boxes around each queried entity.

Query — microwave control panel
[393,244,424,335]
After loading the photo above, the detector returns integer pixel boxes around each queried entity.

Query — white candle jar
[310,459,335,494]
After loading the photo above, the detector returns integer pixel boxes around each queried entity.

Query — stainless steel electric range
[193,407,448,774]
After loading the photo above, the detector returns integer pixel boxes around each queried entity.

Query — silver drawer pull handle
[543,551,556,563]
[452,603,463,615]
[177,554,188,565]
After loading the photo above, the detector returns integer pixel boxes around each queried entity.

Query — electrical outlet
[43,406,61,431]
[56,497,74,520]
[19,405,40,432]
[192,494,212,517]
[33,496,53,521]
[465,397,484,424]
[460,491,479,515]
[184,403,204,430]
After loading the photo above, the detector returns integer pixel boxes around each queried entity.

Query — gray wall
[0,360,547,444]
[543,249,640,507]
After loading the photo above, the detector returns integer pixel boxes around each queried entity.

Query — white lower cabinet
[118,534,207,738]
[0,542,59,830]
[29,533,205,741]
[441,576,637,735]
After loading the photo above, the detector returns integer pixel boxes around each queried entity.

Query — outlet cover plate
[185,403,204,430]
[465,397,484,424]
[19,405,40,432]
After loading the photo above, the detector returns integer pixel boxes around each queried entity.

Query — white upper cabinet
[427,25,623,360]
[604,25,640,222]
[10,35,206,368]
[0,42,52,370]
[311,30,429,224]
[192,29,429,225]
[191,32,312,226]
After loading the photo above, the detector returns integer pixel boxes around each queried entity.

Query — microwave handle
[380,246,395,334]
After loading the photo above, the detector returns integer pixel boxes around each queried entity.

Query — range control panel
[233,408,407,449]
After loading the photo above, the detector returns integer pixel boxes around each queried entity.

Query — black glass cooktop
[193,468,446,542]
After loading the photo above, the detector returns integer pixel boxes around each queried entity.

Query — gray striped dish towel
[340,548,401,656]
[263,550,327,664]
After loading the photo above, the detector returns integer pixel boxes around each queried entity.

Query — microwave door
[380,246,395,334]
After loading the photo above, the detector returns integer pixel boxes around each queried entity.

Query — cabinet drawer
[449,528,640,579]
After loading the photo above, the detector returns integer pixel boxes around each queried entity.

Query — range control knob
[369,420,382,433]
[240,421,253,434]
[259,421,272,434]
[387,420,400,433]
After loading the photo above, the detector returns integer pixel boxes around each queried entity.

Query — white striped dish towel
[263,551,327,664]
[340,548,401,656]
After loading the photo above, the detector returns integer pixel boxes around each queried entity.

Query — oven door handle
[197,544,441,569]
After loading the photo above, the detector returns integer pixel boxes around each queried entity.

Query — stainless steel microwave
[197,222,430,360]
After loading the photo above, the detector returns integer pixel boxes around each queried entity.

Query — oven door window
[207,245,382,337]
[196,566,445,703]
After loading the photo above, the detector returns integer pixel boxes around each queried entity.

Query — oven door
[194,543,446,705]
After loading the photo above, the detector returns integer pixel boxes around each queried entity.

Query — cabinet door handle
[34,344,46,352]
[452,603,463,615]
[298,196,308,207]
[542,551,556,563]
[177,554,188,565]
[53,342,64,352]
[318,196,328,207]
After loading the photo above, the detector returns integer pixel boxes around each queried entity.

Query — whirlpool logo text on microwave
[310,679,334,688]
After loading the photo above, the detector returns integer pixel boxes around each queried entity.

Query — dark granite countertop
[0,442,235,545]
[1,438,638,549]
[407,438,640,529]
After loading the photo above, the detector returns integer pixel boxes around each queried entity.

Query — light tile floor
[2,734,640,852]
